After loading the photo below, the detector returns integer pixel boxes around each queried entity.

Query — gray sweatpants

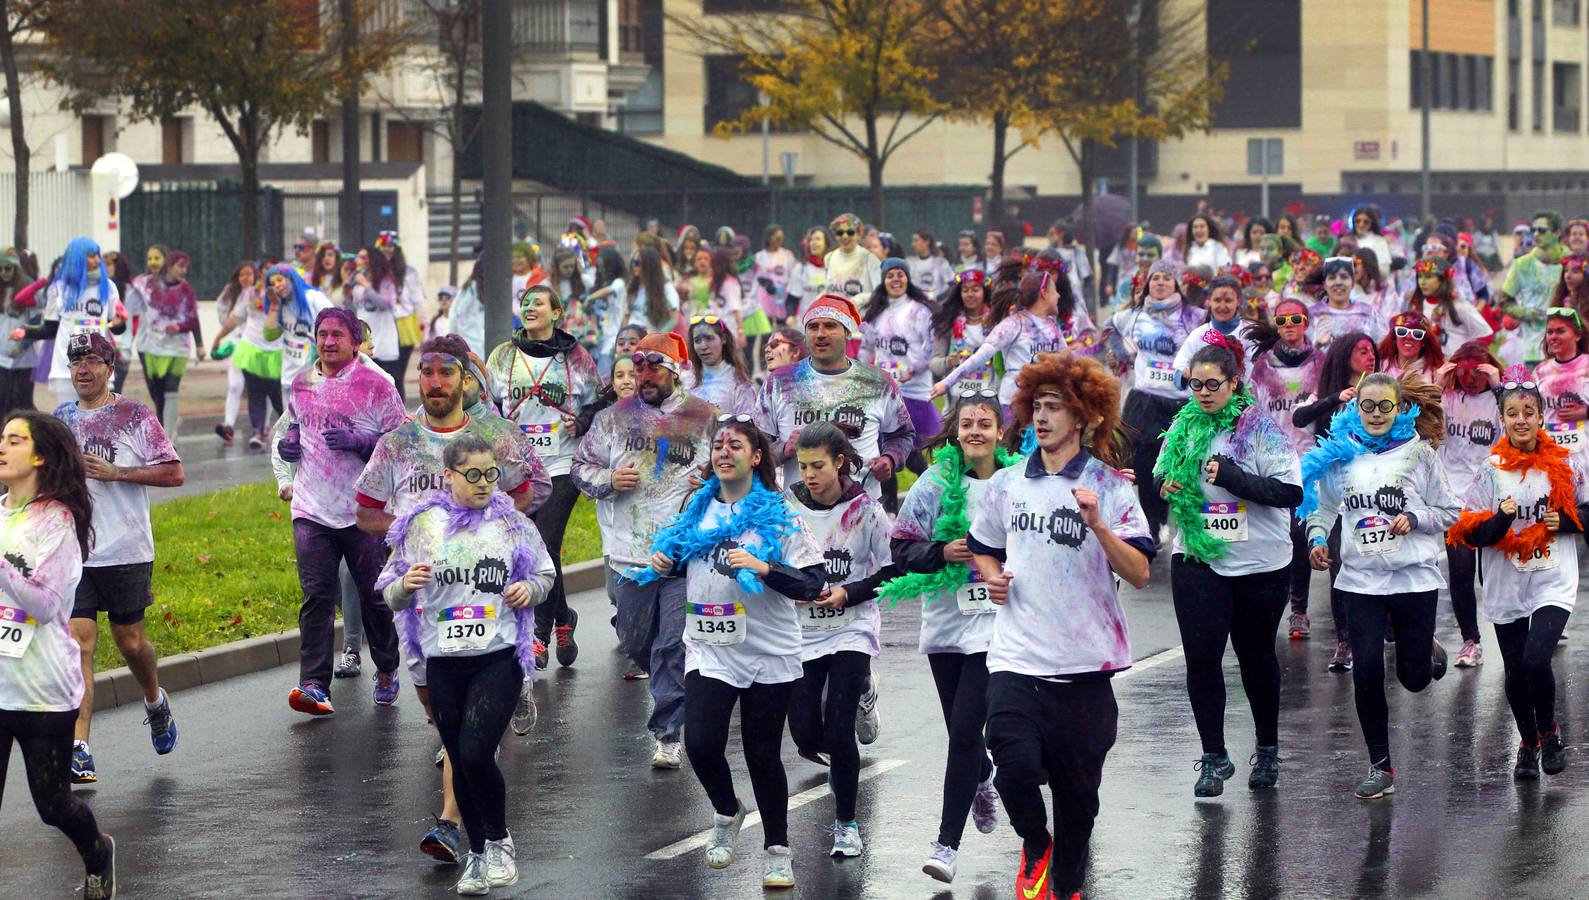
[610,565,687,742]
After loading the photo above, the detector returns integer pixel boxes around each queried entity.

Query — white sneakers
[453,832,517,895]
[705,803,747,869]
[763,844,795,889]
[652,738,682,769]
[856,671,881,745]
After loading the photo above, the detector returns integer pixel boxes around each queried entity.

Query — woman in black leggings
[884,390,1018,884]
[1447,377,1588,780]
[1300,373,1459,799]
[0,411,115,898]
[643,416,823,891]
[379,435,555,895]
[1157,334,1302,797]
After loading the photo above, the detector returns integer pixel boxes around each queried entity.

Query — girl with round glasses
[1158,331,1301,798]
[1297,372,1459,800]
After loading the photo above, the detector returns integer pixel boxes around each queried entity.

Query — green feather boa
[876,442,1022,606]
[1153,389,1252,563]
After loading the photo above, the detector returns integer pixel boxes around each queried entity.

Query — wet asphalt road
[7,554,1589,899]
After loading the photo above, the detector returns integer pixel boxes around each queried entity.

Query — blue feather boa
[1295,402,1420,522]
[623,475,796,594]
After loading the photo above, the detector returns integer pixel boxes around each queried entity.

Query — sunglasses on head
[833,229,857,237]
[715,413,755,426]
[690,315,723,326]
[1394,326,1427,340]
[630,351,673,369]
[1502,380,1540,392]
[1273,314,1308,326]
[450,466,500,484]
[1358,398,1399,414]
[956,388,998,401]
[1188,377,1229,393]
[1546,306,1584,327]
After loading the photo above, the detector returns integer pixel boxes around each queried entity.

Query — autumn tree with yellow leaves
[671,0,942,226]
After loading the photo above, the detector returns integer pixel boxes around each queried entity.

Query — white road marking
[1116,645,1184,680]
[644,757,911,860]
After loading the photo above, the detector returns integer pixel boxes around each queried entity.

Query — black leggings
[427,648,522,854]
[1494,606,1571,742]
[1327,520,1350,642]
[1287,519,1312,615]
[986,673,1116,898]
[0,366,34,419]
[242,370,283,434]
[1343,589,1437,766]
[532,475,580,635]
[1123,390,1179,542]
[684,672,792,848]
[787,650,869,822]
[1171,557,1289,755]
[0,709,110,871]
[140,353,183,423]
[1445,545,1482,644]
[928,651,993,849]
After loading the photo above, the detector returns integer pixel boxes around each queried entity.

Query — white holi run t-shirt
[287,363,408,529]
[355,414,541,519]
[1305,438,1461,595]
[0,499,85,713]
[755,359,912,498]
[1168,408,1301,578]
[784,487,891,662]
[486,340,602,478]
[940,315,993,395]
[892,471,998,655]
[1438,389,1501,493]
[1535,353,1589,458]
[823,247,881,300]
[861,297,936,401]
[277,290,332,387]
[969,452,1150,677]
[682,498,823,688]
[377,504,555,660]
[1460,455,1589,623]
[940,310,1071,405]
[54,397,179,567]
[1249,350,1324,456]
[1108,304,1207,401]
[43,279,123,382]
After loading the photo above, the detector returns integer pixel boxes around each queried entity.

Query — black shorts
[72,562,155,626]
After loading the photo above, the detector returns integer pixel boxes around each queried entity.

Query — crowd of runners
[2,202,1588,898]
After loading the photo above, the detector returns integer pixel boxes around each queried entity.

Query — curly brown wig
[1011,352,1128,467]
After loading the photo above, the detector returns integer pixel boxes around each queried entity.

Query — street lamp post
[1420,0,1431,221]
[759,90,771,187]
[481,0,513,352]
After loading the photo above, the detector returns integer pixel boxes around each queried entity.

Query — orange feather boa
[1447,429,1583,561]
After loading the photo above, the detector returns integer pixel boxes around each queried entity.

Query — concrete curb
[89,558,611,712]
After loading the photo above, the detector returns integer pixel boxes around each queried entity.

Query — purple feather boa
[378,490,546,681]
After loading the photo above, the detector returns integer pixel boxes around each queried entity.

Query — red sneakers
[1016,840,1052,900]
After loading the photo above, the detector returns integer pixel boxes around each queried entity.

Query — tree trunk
[864,113,885,226]
[988,109,1008,229]
[1077,141,1097,316]
[0,12,30,250]
[448,58,467,287]
[240,143,261,260]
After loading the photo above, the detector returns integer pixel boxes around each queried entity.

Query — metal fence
[0,171,94,260]
[496,186,983,256]
[122,182,284,301]
[281,193,342,251]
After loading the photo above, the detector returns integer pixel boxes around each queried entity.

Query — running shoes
[145,689,178,755]
[1453,639,1483,668]
[1328,641,1353,672]
[333,647,362,679]
[288,682,335,716]
[1542,727,1568,775]
[1193,752,1236,797]
[1287,612,1310,639]
[922,841,957,883]
[483,833,518,887]
[763,845,795,889]
[512,683,537,735]
[830,820,863,858]
[652,738,682,770]
[554,609,579,667]
[420,818,464,864]
[454,853,488,895]
[83,833,115,900]
[373,671,400,705]
[705,803,747,869]
[1515,742,1542,781]
[1015,839,1052,900]
[72,741,97,784]
[1354,762,1395,799]
[856,670,881,745]
[972,776,1000,833]
[1249,745,1280,790]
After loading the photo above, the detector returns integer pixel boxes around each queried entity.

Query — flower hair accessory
[1413,257,1450,277]
[1181,271,1207,291]
[1562,253,1589,272]
[1031,254,1071,277]
[1290,249,1321,268]
[1224,265,1253,288]
[375,230,400,249]
[956,269,986,287]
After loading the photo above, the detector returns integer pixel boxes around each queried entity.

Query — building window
[161,117,187,165]
[1533,59,1545,131]
[704,54,760,132]
[1410,50,1422,108]
[388,120,424,162]
[1410,52,1494,112]
[1553,62,1581,131]
[1509,59,1521,129]
[1207,0,1301,128]
[1477,56,1493,111]
[81,115,108,163]
[702,0,783,10]
[1555,0,1582,24]
[312,120,330,164]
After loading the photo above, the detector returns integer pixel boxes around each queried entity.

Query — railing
[0,171,94,259]
[514,0,603,55]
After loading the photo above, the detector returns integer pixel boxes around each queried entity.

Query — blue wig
[55,237,110,313]
[265,264,315,324]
